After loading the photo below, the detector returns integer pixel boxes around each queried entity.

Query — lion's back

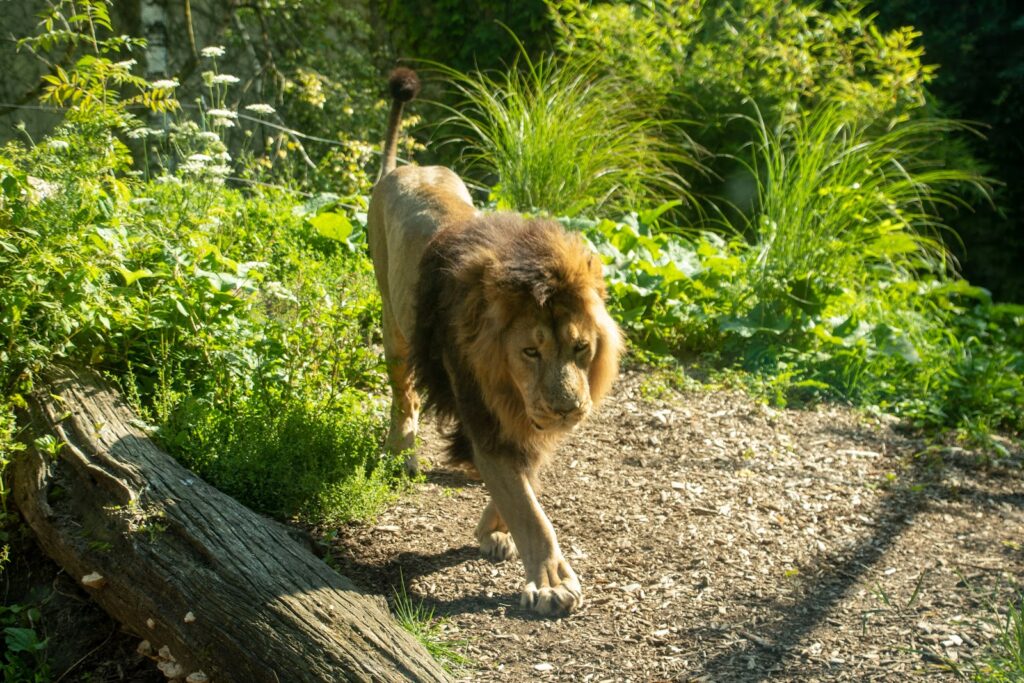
[368,165,476,340]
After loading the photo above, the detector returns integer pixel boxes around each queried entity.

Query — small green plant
[971,596,1024,682]
[21,0,177,127]
[943,579,1024,683]
[434,42,700,216]
[1,604,50,683]
[392,573,470,672]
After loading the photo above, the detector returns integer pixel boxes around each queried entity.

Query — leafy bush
[548,0,950,226]
[576,204,1023,442]
[550,0,934,124]
[0,0,400,527]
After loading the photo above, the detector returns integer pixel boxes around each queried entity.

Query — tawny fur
[366,68,623,616]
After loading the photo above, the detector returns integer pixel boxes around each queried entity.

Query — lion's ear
[588,303,623,405]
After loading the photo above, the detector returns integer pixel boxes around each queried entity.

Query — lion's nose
[554,399,581,417]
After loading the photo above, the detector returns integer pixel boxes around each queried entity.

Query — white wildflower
[206,109,237,119]
[155,174,183,186]
[244,103,276,115]
[197,132,221,143]
[114,59,137,70]
[151,79,179,89]
[212,74,240,85]
[207,164,231,177]
[188,153,213,164]
[201,46,226,58]
[26,176,58,200]
[181,160,207,175]
[126,127,150,139]
[211,117,236,128]
[46,139,70,151]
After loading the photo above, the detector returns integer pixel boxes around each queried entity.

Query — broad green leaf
[3,627,47,653]
[117,266,154,286]
[872,324,921,364]
[310,212,353,242]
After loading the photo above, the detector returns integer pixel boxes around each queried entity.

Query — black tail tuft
[388,67,421,103]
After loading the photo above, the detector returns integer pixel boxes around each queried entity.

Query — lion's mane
[411,213,620,469]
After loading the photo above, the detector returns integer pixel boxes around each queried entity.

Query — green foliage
[740,104,985,292]
[0,2,401,527]
[383,0,553,73]
[549,0,945,226]
[570,102,1022,443]
[1,604,50,683]
[202,2,385,194]
[1,401,24,582]
[873,1,1024,302]
[433,47,699,215]
[20,0,178,127]
[569,207,740,355]
[392,573,470,672]
[537,1,1021,448]
[971,596,1024,683]
[551,0,933,122]
[169,394,397,524]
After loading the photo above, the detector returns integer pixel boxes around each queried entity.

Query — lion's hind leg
[475,499,518,561]
[382,308,420,476]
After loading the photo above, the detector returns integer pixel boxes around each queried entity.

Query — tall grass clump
[392,573,470,672]
[742,105,989,299]
[433,48,700,216]
[972,597,1024,682]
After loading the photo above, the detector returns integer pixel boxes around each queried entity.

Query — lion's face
[446,215,623,448]
[504,302,602,433]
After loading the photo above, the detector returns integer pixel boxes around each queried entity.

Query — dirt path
[329,368,1024,682]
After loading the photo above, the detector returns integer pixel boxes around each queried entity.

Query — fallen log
[12,366,450,683]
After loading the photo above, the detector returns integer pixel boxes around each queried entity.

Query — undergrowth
[568,102,1023,448]
[0,0,402,533]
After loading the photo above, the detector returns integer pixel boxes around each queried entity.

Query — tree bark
[12,366,450,683]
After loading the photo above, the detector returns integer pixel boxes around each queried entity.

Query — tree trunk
[12,366,450,683]
[140,0,170,78]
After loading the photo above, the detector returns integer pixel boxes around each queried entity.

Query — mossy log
[11,366,450,683]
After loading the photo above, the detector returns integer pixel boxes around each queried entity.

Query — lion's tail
[378,67,421,181]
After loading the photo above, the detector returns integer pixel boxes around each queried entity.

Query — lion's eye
[574,341,590,354]
[523,347,540,359]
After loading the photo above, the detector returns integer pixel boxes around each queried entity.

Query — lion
[366,68,623,615]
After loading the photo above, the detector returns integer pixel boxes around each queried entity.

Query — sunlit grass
[971,596,1024,682]
[392,573,470,672]
[741,104,990,294]
[431,45,702,216]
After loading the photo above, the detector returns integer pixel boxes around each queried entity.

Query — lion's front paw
[520,559,582,616]
[479,530,518,561]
